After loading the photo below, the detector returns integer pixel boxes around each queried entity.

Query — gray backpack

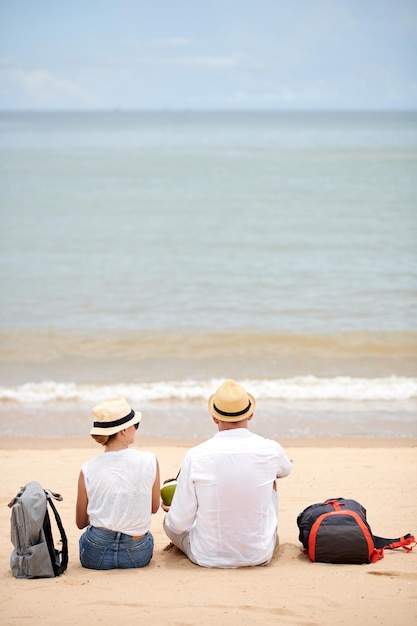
[8,481,68,578]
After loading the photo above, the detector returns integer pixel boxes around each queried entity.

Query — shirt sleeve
[276,444,292,478]
[164,452,198,534]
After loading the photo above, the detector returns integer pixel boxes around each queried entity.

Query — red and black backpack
[297,498,415,564]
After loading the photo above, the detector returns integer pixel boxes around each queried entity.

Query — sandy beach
[1,436,416,625]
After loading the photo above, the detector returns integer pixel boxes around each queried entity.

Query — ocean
[1,110,416,438]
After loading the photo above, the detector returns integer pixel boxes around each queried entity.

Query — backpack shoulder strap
[45,489,63,502]
[373,533,416,552]
[45,494,68,575]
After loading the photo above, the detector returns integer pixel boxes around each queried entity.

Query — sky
[0,0,416,110]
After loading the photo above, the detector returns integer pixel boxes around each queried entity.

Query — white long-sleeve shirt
[164,429,291,567]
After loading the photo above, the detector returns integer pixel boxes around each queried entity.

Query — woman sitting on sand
[76,396,160,569]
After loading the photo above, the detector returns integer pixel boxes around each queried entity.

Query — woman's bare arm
[75,470,90,529]
[151,458,161,514]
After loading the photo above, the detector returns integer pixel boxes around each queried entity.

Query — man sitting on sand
[162,379,291,568]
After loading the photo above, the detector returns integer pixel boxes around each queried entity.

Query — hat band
[93,409,135,429]
[213,400,251,417]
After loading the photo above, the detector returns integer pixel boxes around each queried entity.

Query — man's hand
[161,478,176,511]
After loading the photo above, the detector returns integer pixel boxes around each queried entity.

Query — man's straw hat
[208,379,256,422]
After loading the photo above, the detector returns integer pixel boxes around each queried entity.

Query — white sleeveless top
[82,448,156,536]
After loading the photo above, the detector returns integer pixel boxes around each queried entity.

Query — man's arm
[276,445,292,479]
[164,454,198,533]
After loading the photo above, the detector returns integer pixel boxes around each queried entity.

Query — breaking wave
[1,375,416,405]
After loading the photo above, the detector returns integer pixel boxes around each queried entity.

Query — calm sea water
[1,111,416,437]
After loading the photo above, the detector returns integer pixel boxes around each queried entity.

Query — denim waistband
[89,526,148,542]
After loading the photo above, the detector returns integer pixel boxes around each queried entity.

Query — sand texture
[1,437,416,625]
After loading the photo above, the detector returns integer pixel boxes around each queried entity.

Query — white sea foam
[1,376,416,405]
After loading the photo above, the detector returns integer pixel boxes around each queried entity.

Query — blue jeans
[79,526,154,570]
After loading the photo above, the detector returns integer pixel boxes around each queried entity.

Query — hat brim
[208,393,256,422]
[89,412,142,436]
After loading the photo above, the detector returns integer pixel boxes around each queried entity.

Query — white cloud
[133,55,238,68]
[122,37,239,70]
[125,37,195,48]
[0,59,93,106]
[16,69,77,95]
[149,37,194,47]
[221,80,335,108]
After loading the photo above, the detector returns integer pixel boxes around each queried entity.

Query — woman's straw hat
[89,396,141,435]
[208,379,256,422]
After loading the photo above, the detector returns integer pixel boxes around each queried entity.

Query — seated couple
[76,380,292,570]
